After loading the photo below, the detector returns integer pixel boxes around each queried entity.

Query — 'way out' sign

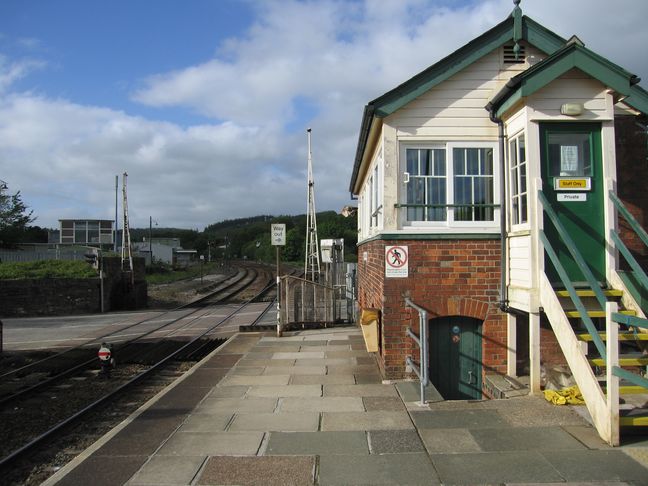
[385,245,408,278]
[271,224,286,246]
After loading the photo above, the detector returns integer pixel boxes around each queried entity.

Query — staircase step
[620,413,648,427]
[556,289,623,298]
[577,332,648,341]
[589,355,648,367]
[620,386,648,394]
[566,309,636,318]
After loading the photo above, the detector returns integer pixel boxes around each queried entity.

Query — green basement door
[428,316,482,400]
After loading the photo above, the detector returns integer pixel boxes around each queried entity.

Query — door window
[546,133,592,177]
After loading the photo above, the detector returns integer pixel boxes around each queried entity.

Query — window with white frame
[401,142,499,228]
[508,133,527,226]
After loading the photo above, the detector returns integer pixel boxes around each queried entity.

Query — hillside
[131,211,357,264]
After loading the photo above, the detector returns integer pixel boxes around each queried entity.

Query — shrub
[0,260,98,279]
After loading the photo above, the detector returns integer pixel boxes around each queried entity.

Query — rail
[404,297,429,406]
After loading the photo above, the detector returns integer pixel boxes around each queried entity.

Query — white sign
[385,245,408,278]
[560,145,579,173]
[271,224,286,246]
[558,193,587,202]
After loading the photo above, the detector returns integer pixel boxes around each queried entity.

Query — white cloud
[3,0,648,229]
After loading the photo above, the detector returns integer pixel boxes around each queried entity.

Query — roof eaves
[349,104,376,194]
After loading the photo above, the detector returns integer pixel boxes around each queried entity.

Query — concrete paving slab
[623,447,648,471]
[196,397,277,413]
[228,366,265,375]
[368,429,425,454]
[481,396,589,427]
[297,340,329,347]
[560,425,612,450]
[244,351,274,359]
[228,412,319,432]
[262,365,327,375]
[419,428,482,454]
[259,336,307,342]
[318,453,439,485]
[237,358,296,367]
[197,455,315,486]
[321,411,414,431]
[290,374,355,385]
[396,381,444,403]
[219,374,290,386]
[207,385,249,398]
[265,431,369,455]
[178,413,233,432]
[355,356,377,365]
[127,455,206,485]
[94,414,183,456]
[203,353,243,368]
[246,384,322,397]
[327,364,379,375]
[298,345,350,352]
[541,449,648,482]
[157,431,264,456]
[273,351,325,359]
[56,455,149,486]
[323,384,398,397]
[250,345,303,352]
[363,396,406,411]
[325,350,370,358]
[279,396,365,412]
[469,426,586,452]
[354,374,382,384]
[295,358,356,366]
[410,409,509,429]
[431,451,564,484]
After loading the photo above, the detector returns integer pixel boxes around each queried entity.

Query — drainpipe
[489,111,509,312]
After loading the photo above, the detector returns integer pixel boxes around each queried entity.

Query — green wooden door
[429,316,482,400]
[540,123,605,286]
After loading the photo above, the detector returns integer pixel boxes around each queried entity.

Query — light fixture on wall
[560,103,584,116]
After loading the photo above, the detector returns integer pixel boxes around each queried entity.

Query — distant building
[59,219,114,246]
[133,237,197,267]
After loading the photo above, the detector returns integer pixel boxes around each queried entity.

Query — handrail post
[405,297,428,406]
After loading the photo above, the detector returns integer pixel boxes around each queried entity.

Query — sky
[1,0,648,230]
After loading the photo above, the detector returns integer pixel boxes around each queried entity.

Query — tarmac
[43,326,648,486]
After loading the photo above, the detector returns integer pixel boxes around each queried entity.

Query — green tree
[0,184,35,248]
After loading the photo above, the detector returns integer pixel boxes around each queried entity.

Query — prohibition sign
[385,245,409,278]
[386,246,407,268]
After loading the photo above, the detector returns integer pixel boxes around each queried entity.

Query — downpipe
[491,113,510,313]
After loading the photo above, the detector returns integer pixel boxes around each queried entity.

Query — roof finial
[512,0,523,60]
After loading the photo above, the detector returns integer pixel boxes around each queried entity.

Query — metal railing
[405,297,429,406]
[279,275,350,328]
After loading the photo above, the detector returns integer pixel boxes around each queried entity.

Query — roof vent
[503,44,526,64]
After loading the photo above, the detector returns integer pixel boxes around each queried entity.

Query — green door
[540,123,605,286]
[428,316,482,400]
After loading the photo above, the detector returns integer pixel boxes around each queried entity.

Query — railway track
[0,263,278,481]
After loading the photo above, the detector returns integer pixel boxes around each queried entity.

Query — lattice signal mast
[304,128,321,282]
[121,172,134,280]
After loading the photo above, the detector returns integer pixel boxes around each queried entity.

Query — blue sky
[1,0,648,229]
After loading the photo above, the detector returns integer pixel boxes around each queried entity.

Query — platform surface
[43,327,648,486]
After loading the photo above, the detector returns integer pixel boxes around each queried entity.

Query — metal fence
[0,249,91,263]
[279,274,354,328]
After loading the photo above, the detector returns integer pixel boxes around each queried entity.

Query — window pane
[406,149,418,174]
[467,149,480,175]
[427,178,446,221]
[483,148,493,175]
[421,150,431,175]
[454,177,472,221]
[521,195,528,224]
[518,135,526,163]
[434,149,446,176]
[512,197,520,225]
[520,161,527,193]
[454,148,465,175]
[547,132,592,176]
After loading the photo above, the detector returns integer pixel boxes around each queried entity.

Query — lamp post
[148,216,158,265]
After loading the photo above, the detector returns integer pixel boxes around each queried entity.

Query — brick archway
[421,296,491,321]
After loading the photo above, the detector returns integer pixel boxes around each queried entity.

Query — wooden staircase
[538,190,648,445]
[557,289,648,428]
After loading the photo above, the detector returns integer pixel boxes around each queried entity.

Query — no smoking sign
[385,245,408,278]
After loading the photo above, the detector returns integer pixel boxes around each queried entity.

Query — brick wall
[615,115,648,268]
[357,237,507,380]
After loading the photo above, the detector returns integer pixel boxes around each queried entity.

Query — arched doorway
[428,316,483,400]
